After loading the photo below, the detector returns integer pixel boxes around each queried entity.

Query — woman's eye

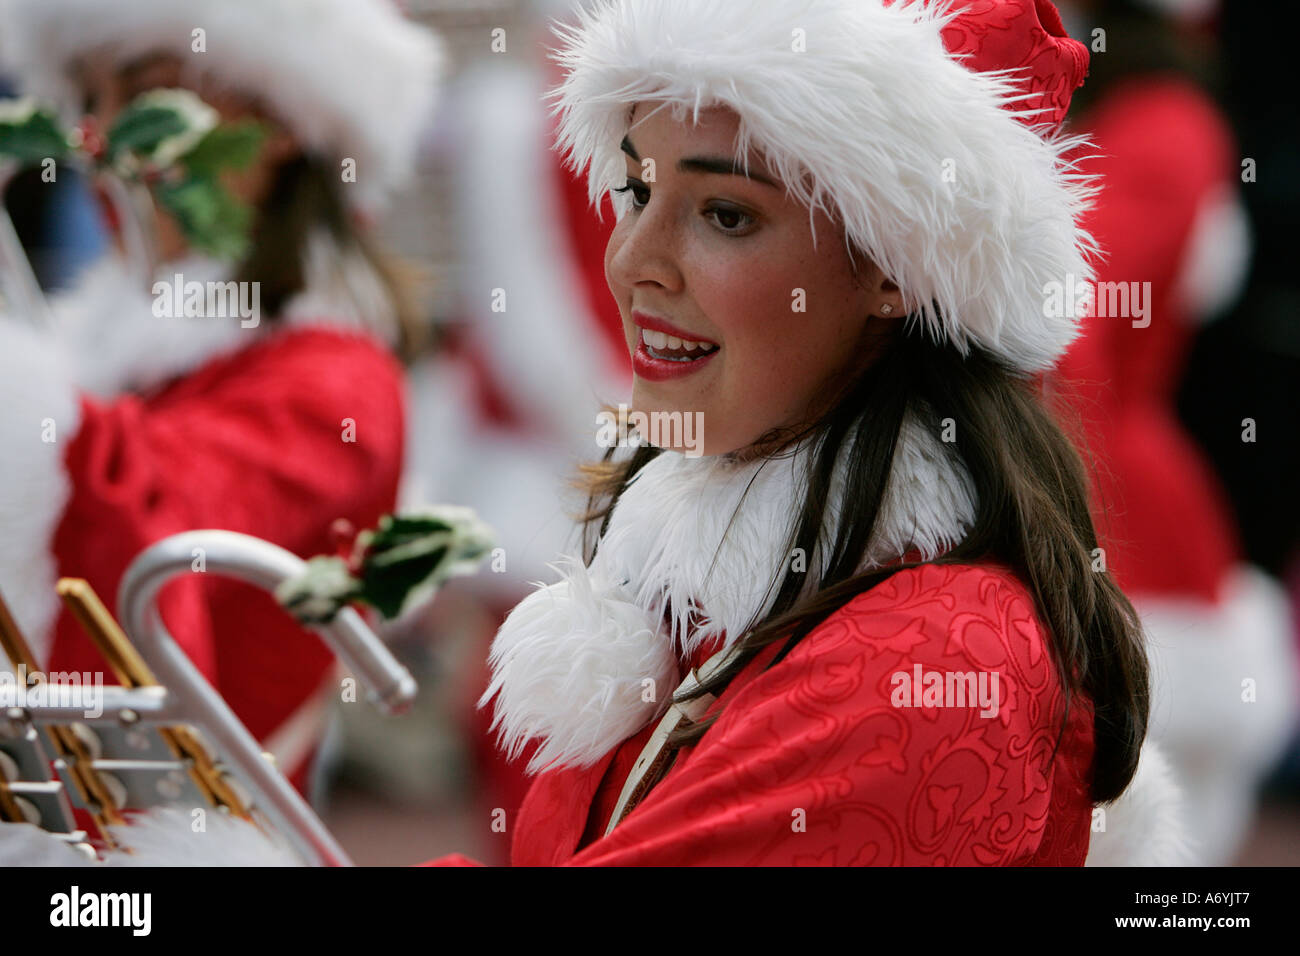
[613,179,650,208]
[705,205,755,234]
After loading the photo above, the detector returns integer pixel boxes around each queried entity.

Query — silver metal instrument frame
[5,529,417,866]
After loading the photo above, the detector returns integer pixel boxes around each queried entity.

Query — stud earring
[880,304,893,315]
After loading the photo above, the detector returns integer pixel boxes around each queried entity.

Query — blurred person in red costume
[1054,0,1300,865]
[0,0,444,797]
[408,0,632,855]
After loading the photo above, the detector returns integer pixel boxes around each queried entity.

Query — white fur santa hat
[548,0,1100,373]
[0,0,445,211]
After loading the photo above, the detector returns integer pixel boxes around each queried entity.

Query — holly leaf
[154,175,255,261]
[0,102,70,166]
[276,557,363,626]
[106,105,189,164]
[182,121,266,178]
[275,507,496,625]
[356,508,496,619]
[106,90,220,173]
[359,542,452,620]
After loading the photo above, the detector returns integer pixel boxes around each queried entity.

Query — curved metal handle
[118,530,418,866]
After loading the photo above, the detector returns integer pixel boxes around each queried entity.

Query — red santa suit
[507,563,1097,866]
[0,0,445,797]
[1056,75,1300,865]
[1,249,407,794]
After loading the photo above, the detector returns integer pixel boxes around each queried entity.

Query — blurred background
[1,0,1296,865]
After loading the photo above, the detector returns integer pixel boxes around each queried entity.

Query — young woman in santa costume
[0,0,1186,867]
[419,0,1187,867]
[0,0,443,795]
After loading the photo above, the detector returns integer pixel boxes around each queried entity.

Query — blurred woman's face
[74,50,294,263]
[604,102,903,458]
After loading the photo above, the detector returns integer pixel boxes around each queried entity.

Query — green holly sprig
[0,99,68,166]
[275,508,497,625]
[0,89,265,261]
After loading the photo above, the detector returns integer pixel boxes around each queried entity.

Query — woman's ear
[856,257,905,319]
[870,275,904,320]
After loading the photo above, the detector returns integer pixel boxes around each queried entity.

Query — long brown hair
[574,323,1149,805]
[234,153,425,357]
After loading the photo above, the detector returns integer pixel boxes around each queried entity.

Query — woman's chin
[620,397,712,458]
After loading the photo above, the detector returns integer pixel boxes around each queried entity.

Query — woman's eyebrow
[621,135,779,189]
[678,155,779,189]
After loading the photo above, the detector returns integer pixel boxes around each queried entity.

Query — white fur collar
[478,408,977,774]
[48,230,399,399]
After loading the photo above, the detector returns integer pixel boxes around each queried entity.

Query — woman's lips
[632,311,718,346]
[632,329,719,381]
[631,310,719,382]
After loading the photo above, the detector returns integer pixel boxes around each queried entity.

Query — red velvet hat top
[920,0,1091,132]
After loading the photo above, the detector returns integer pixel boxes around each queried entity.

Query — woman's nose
[606,195,684,294]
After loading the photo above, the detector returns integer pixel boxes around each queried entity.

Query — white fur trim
[1173,183,1252,325]
[1085,739,1193,866]
[0,807,303,866]
[478,408,976,772]
[858,407,980,568]
[102,807,302,866]
[1139,564,1300,865]
[548,0,1099,373]
[46,240,400,401]
[481,556,678,774]
[0,321,81,668]
[0,0,445,210]
[0,821,97,866]
[47,254,250,398]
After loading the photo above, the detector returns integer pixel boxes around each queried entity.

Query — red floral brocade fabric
[886,0,1089,133]
[425,562,1095,866]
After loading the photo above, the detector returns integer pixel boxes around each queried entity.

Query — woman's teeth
[641,329,719,362]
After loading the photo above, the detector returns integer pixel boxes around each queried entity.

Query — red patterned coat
[430,562,1095,866]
